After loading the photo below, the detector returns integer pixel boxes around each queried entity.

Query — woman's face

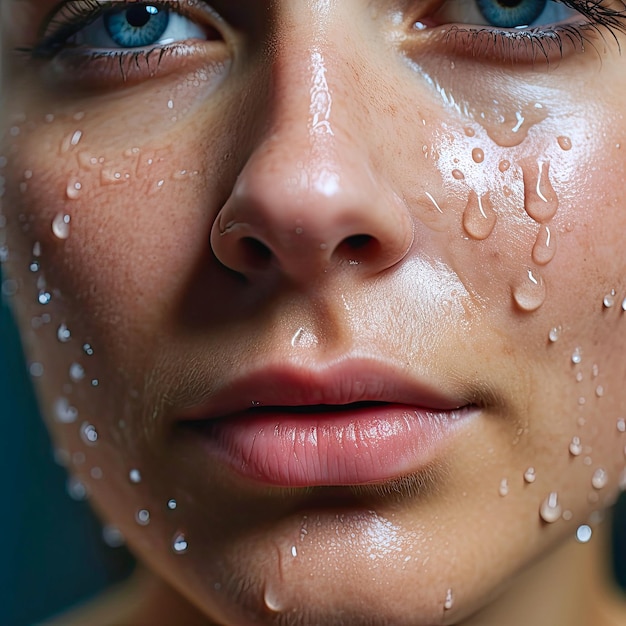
[2,0,626,624]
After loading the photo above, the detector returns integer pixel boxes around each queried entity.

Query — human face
[2,0,626,624]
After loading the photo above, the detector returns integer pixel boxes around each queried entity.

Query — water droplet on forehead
[539,492,562,523]
[576,524,592,543]
[80,422,98,445]
[129,469,142,484]
[57,323,71,343]
[52,213,71,239]
[172,532,189,554]
[591,468,608,490]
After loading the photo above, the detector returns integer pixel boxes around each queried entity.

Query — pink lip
[178,359,477,487]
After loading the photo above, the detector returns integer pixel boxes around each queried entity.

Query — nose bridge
[210,14,414,282]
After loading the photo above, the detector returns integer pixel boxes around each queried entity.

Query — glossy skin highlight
[2,1,626,625]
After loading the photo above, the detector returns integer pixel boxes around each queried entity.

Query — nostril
[335,234,380,263]
[344,234,374,250]
[240,237,272,269]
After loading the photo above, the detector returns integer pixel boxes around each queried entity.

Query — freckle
[472,148,484,163]
[557,135,572,151]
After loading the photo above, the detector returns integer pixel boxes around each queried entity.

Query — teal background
[0,282,623,625]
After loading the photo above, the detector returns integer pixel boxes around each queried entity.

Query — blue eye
[432,0,579,29]
[104,5,169,47]
[69,2,208,49]
[476,0,547,27]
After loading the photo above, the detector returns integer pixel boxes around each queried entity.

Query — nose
[210,47,414,283]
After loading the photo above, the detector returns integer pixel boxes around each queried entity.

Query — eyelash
[20,0,626,72]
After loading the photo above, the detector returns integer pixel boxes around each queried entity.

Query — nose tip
[210,143,414,282]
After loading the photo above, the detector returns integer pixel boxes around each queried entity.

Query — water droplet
[52,213,71,239]
[523,161,558,223]
[444,588,454,610]
[591,468,608,490]
[80,422,98,445]
[576,524,592,543]
[452,169,465,180]
[32,241,41,257]
[57,323,71,343]
[66,179,82,200]
[167,498,177,510]
[462,191,497,240]
[471,147,484,163]
[576,371,584,383]
[571,347,582,365]
[603,291,616,308]
[592,363,599,378]
[0,245,9,263]
[69,362,85,382]
[622,298,626,312]
[595,385,604,398]
[569,436,582,456]
[102,525,125,548]
[136,509,151,526]
[38,290,52,305]
[67,476,88,501]
[129,469,142,484]
[27,361,44,378]
[532,225,557,266]
[90,466,103,479]
[539,492,562,523]
[557,136,572,151]
[481,102,548,147]
[617,418,626,433]
[524,467,536,483]
[548,326,561,343]
[83,343,94,356]
[291,545,298,558]
[172,532,189,554]
[499,159,510,172]
[263,586,283,613]
[54,396,78,423]
[513,269,546,312]
[465,126,475,137]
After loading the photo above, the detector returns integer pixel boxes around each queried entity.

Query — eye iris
[476,0,547,27]
[104,4,170,47]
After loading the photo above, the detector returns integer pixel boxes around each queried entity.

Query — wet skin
[2,0,626,624]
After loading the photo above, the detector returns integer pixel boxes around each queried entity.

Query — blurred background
[1,282,624,626]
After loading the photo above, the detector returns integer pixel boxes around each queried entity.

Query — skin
[1,0,626,624]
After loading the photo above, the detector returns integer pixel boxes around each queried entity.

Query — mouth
[176,359,479,488]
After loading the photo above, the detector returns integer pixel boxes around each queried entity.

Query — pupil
[496,0,524,7]
[126,5,157,28]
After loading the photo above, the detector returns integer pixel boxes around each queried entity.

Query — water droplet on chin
[532,225,557,266]
[539,492,562,523]
[79,422,98,445]
[513,269,546,312]
[172,532,189,554]
[569,436,583,456]
[136,509,150,526]
[471,147,484,164]
[576,524,592,543]
[52,213,71,239]
[523,161,558,223]
[591,468,608,490]
[57,323,71,343]
[557,136,572,151]
[462,191,497,240]
[524,467,536,483]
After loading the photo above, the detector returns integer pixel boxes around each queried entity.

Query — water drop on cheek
[539,492,562,523]
[52,213,71,240]
[531,225,557,266]
[512,269,546,312]
[452,169,465,180]
[523,161,558,223]
[524,467,536,483]
[471,148,484,164]
[557,136,572,151]
[172,532,189,554]
[591,468,608,490]
[462,191,497,240]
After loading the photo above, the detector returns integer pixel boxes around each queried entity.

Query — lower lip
[183,404,475,487]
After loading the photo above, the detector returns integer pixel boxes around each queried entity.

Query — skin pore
[2,0,626,624]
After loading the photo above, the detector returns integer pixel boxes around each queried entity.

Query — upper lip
[178,356,470,421]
